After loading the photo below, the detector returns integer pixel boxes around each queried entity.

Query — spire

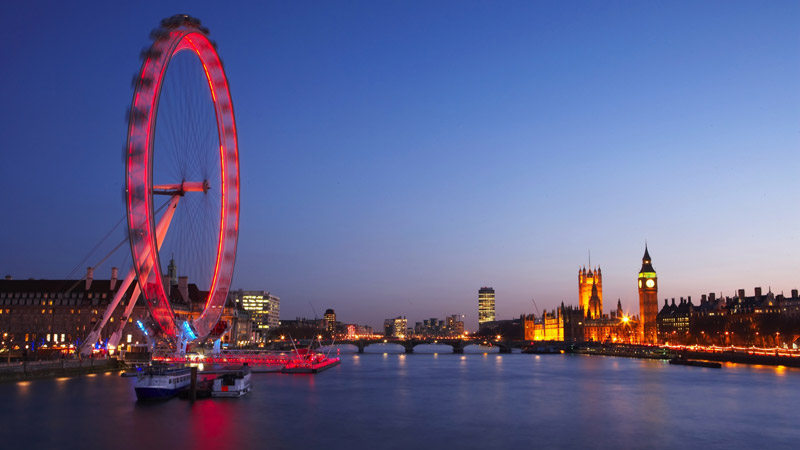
[168,256,178,286]
[639,244,655,274]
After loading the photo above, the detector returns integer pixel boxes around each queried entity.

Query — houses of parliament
[524,245,658,344]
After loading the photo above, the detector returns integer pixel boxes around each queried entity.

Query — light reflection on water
[2,354,799,450]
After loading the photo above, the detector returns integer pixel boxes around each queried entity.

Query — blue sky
[1,1,799,331]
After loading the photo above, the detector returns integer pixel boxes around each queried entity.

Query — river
[2,352,798,449]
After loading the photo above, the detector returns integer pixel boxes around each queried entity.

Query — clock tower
[637,245,658,344]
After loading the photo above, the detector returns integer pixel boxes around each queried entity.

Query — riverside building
[478,287,496,327]
[230,289,280,342]
[0,270,252,351]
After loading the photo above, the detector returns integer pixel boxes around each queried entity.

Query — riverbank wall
[0,358,121,382]
[574,343,800,368]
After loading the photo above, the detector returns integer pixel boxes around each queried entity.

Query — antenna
[588,249,591,268]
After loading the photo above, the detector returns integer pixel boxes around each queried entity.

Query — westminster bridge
[331,338,534,354]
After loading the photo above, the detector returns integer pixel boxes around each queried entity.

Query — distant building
[383,316,407,338]
[638,245,658,344]
[523,304,585,342]
[230,290,280,342]
[780,290,800,318]
[446,314,465,336]
[476,316,525,340]
[324,309,336,332]
[478,287,496,326]
[413,314,465,338]
[657,298,693,344]
[579,266,603,319]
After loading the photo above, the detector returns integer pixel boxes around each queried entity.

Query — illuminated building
[383,316,407,338]
[583,300,638,343]
[0,271,146,350]
[413,315,465,338]
[657,297,692,344]
[637,245,658,344]
[478,287,496,326]
[523,304,585,342]
[579,266,603,319]
[324,309,336,332]
[230,290,280,342]
[0,270,251,350]
[524,311,562,341]
[446,314,465,336]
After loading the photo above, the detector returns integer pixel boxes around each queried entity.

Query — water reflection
[363,343,404,354]
[464,344,499,353]
[2,354,799,449]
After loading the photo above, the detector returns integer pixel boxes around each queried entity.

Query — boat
[524,345,559,354]
[282,349,341,374]
[211,365,252,397]
[669,357,722,369]
[133,365,193,400]
[280,336,341,374]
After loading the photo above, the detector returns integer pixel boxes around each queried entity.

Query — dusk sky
[1,1,799,331]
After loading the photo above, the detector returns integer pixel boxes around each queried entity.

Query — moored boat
[212,366,252,397]
[134,366,193,400]
[282,352,341,374]
[669,357,722,369]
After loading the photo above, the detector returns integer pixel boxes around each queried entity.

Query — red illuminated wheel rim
[125,15,239,343]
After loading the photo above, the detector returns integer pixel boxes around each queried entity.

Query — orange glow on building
[579,267,602,319]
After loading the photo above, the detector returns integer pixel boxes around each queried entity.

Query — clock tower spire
[638,244,658,344]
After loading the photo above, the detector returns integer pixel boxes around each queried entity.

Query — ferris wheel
[124,15,240,348]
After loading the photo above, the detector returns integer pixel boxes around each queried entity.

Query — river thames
[2,350,798,449]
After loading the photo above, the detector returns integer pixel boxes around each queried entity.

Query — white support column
[107,282,141,350]
[80,195,181,356]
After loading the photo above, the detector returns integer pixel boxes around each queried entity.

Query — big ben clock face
[646,279,655,288]
[638,280,642,288]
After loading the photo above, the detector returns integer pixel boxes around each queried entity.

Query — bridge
[329,338,532,354]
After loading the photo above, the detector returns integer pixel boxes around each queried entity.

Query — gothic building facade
[578,266,603,319]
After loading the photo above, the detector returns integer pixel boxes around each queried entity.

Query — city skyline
[1,2,799,332]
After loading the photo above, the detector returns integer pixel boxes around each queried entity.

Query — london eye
[125,15,240,348]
